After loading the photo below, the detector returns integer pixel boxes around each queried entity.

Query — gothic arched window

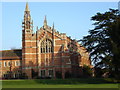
[41,39,53,53]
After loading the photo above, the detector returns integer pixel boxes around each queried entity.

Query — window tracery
[41,39,53,53]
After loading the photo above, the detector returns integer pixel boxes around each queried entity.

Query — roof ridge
[0,49,22,52]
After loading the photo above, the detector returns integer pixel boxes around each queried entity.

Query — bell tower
[22,2,33,78]
[22,2,33,30]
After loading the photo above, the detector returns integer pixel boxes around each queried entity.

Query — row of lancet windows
[41,39,53,53]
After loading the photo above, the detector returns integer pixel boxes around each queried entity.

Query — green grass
[1,78,119,88]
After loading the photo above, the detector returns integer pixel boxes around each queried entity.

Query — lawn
[1,78,119,88]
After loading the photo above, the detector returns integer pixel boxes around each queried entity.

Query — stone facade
[0,3,91,79]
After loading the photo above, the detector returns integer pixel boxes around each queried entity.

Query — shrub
[82,65,93,78]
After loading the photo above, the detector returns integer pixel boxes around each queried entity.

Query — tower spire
[22,2,32,30]
[44,15,47,28]
[25,2,30,11]
[44,15,47,22]
[52,22,54,30]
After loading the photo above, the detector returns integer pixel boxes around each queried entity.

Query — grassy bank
[2,78,119,88]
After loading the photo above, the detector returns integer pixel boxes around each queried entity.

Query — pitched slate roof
[0,49,22,60]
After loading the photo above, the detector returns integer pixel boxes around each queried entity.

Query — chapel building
[0,3,91,79]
